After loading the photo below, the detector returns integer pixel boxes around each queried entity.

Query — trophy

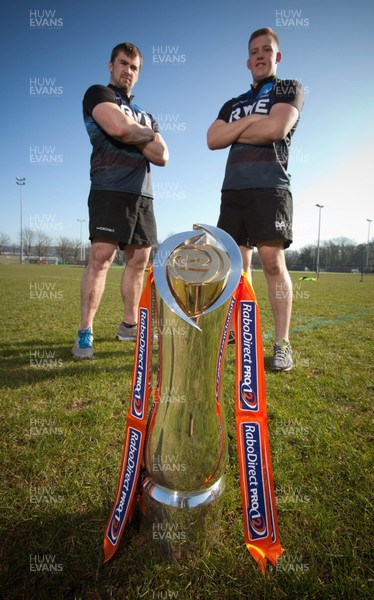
[103,224,283,571]
[140,224,242,556]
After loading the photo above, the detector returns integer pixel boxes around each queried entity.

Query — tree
[34,231,52,259]
[56,237,73,264]
[298,245,315,271]
[22,228,35,258]
[71,239,81,261]
[0,232,11,254]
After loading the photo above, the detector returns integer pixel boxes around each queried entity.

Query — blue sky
[1,0,373,250]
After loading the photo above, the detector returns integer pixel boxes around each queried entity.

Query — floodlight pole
[16,177,26,264]
[366,219,372,273]
[77,219,86,261]
[315,204,324,278]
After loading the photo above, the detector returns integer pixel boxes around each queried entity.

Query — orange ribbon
[103,268,154,563]
[234,272,284,572]
[103,269,283,571]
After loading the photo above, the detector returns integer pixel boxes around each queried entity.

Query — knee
[126,255,148,272]
[90,256,112,272]
[125,247,151,272]
[262,258,284,278]
[88,248,116,272]
[259,246,288,279]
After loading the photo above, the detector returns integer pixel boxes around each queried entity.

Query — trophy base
[138,475,225,561]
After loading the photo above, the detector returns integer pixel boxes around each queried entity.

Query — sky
[1,0,373,250]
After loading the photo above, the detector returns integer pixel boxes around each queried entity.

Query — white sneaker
[269,340,293,371]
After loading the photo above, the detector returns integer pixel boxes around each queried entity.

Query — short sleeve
[83,85,117,115]
[273,80,304,113]
[217,99,234,122]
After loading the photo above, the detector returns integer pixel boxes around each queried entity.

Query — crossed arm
[207,103,299,149]
[92,102,169,166]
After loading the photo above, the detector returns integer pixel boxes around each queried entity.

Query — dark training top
[83,84,157,198]
[217,77,304,191]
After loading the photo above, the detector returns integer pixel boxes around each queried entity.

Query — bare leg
[79,239,117,330]
[239,245,253,284]
[121,245,152,324]
[258,240,292,342]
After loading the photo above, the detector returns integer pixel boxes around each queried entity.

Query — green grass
[1,264,373,599]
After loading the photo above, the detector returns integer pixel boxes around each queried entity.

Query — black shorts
[88,190,157,249]
[217,188,293,249]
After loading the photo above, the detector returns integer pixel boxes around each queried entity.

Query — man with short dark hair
[72,42,168,359]
[207,27,304,371]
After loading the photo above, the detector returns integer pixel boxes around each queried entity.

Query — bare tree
[71,239,81,261]
[22,228,36,258]
[56,236,73,264]
[0,232,11,254]
[34,231,52,259]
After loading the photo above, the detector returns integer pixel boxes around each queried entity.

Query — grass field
[1,264,373,600]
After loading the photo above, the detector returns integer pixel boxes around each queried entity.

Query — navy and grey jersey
[83,84,157,197]
[217,77,304,191]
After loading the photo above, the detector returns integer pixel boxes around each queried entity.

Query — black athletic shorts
[217,188,293,248]
[88,190,157,249]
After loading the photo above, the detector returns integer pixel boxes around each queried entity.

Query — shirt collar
[108,83,134,103]
[251,76,276,97]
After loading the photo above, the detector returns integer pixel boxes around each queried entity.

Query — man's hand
[92,102,155,145]
[138,133,169,167]
[207,113,267,150]
[237,104,299,145]
[207,104,299,149]
[207,115,252,150]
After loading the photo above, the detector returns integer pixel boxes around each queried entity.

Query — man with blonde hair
[207,28,304,371]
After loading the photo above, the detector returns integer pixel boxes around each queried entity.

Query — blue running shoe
[72,327,94,359]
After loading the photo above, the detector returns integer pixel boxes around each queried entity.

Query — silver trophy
[141,224,242,557]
